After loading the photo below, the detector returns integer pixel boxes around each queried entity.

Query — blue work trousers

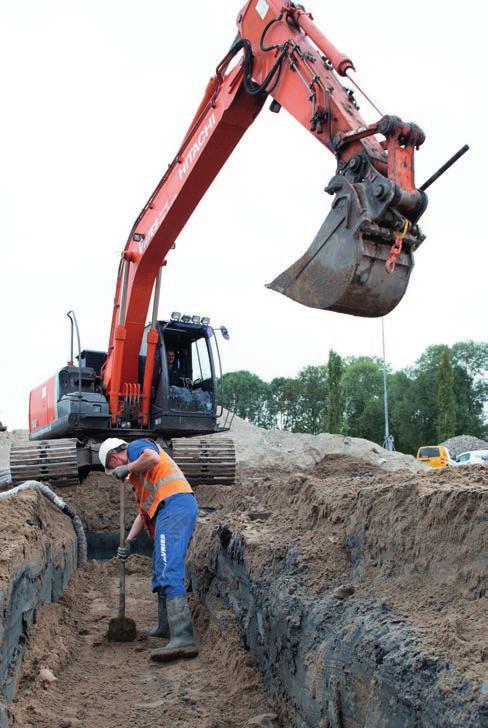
[151,492,199,598]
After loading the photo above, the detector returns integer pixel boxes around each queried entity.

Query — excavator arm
[102,0,428,427]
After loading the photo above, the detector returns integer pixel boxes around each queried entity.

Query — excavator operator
[98,436,199,662]
[166,349,183,386]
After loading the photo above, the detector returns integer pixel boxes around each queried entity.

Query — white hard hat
[98,438,128,472]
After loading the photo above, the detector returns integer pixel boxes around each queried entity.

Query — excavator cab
[139,314,225,436]
[12,314,233,488]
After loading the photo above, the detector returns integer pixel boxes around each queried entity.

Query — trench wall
[188,492,488,728]
[0,491,78,728]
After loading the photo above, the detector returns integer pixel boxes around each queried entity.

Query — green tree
[388,370,419,454]
[293,365,328,434]
[451,341,488,439]
[220,370,272,428]
[327,349,344,433]
[451,340,488,381]
[219,340,487,446]
[342,357,384,443]
[407,342,487,447]
[437,346,456,441]
[407,345,446,446]
[268,377,300,431]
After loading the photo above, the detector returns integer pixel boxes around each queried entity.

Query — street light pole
[381,317,394,451]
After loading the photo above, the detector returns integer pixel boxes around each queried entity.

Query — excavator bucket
[267,175,415,318]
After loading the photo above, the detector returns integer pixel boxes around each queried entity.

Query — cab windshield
[163,326,214,414]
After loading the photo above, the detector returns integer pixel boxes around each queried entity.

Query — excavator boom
[102,0,428,426]
[15,0,441,490]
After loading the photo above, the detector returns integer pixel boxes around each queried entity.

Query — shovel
[107,479,137,642]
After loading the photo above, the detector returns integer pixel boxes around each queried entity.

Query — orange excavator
[10,0,466,487]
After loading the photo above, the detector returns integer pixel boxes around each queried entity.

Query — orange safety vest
[129,446,193,537]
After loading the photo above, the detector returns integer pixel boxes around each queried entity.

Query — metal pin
[420,145,470,192]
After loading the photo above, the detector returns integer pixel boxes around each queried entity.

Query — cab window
[191,338,212,381]
[163,329,214,414]
[419,447,440,458]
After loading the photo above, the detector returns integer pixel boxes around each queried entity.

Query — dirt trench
[187,456,488,726]
[9,557,276,728]
[2,425,488,727]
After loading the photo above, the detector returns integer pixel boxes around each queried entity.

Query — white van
[456,450,488,465]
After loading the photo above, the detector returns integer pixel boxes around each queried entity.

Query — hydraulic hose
[0,468,11,486]
[0,480,87,566]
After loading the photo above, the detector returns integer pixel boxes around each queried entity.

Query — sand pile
[218,413,424,473]
[0,430,27,465]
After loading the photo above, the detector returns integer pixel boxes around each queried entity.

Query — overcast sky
[0,0,485,429]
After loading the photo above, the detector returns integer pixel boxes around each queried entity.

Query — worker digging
[99,436,199,661]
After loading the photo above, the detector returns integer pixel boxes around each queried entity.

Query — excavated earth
[1,424,487,727]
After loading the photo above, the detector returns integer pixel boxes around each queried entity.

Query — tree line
[220,341,488,454]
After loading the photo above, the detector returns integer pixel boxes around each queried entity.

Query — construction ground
[0,419,487,727]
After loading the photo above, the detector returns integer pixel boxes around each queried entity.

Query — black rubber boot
[150,596,198,662]
[145,592,169,638]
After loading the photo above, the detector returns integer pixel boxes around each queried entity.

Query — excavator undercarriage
[10,437,236,489]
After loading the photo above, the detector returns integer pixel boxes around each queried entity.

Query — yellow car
[416,445,452,468]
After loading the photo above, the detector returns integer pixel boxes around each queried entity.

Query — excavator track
[10,438,79,487]
[171,437,235,486]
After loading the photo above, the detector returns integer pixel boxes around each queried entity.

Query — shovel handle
[119,480,126,619]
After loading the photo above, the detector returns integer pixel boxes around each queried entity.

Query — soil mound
[192,456,488,688]
[218,414,424,473]
[0,489,73,587]
[441,434,488,458]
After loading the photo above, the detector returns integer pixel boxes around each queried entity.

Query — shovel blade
[267,178,414,318]
[107,616,137,642]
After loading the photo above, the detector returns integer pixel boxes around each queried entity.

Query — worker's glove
[113,464,130,480]
[116,543,131,561]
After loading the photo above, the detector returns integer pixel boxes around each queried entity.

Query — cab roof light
[191,315,201,324]
[201,316,210,326]
[181,314,191,323]
[170,312,181,321]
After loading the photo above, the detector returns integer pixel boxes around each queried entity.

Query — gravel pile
[441,435,488,458]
